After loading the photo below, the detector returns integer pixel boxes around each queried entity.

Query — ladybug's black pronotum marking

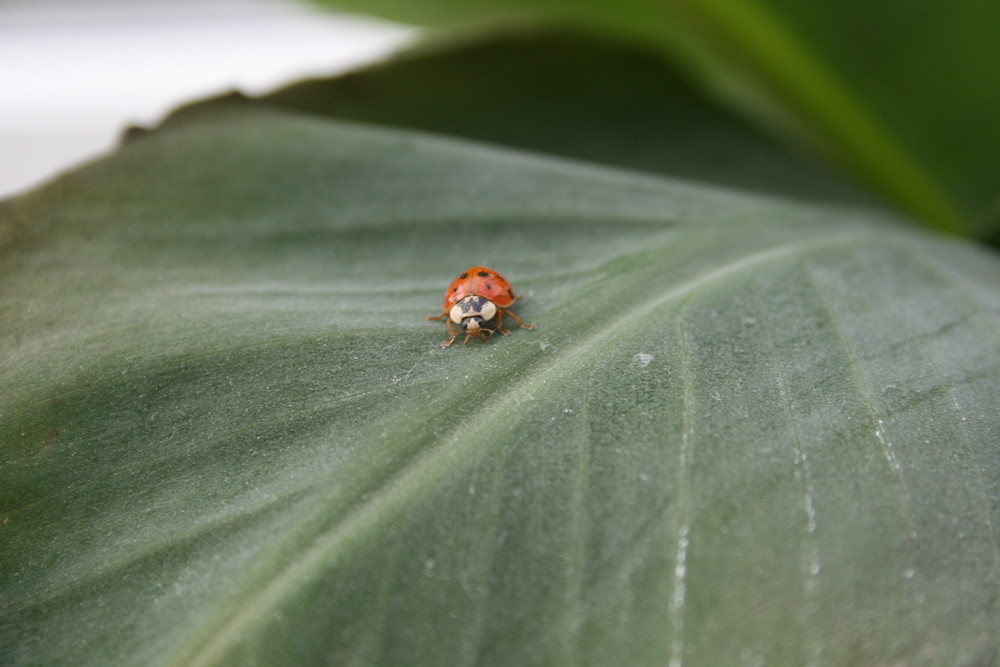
[457,296,491,315]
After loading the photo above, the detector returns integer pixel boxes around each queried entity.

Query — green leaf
[756,0,1000,233]
[312,0,1000,235]
[2,103,999,665]
[259,31,874,207]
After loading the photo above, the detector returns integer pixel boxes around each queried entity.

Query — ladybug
[428,266,534,347]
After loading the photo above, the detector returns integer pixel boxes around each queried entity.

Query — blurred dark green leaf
[259,31,873,207]
[759,0,1000,231]
[2,99,998,664]
[312,0,1000,235]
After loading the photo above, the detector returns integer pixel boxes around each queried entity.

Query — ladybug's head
[450,296,497,333]
[462,316,488,334]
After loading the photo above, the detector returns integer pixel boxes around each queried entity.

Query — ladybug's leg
[503,309,535,331]
[442,320,459,347]
[427,311,448,321]
[494,309,512,336]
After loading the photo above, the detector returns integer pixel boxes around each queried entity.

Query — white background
[0,0,413,198]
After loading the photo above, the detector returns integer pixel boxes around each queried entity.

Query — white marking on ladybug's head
[449,296,497,325]
[477,300,497,322]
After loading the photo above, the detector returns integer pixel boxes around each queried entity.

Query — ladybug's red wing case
[441,266,517,310]
[468,267,517,308]
[442,271,472,311]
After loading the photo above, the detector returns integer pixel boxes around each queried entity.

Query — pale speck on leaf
[633,352,654,367]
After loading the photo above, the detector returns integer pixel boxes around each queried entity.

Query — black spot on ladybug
[478,271,489,277]
[507,288,515,299]
[485,284,492,291]
[452,287,458,292]
[459,272,468,279]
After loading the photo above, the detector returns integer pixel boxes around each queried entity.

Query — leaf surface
[2,104,999,665]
